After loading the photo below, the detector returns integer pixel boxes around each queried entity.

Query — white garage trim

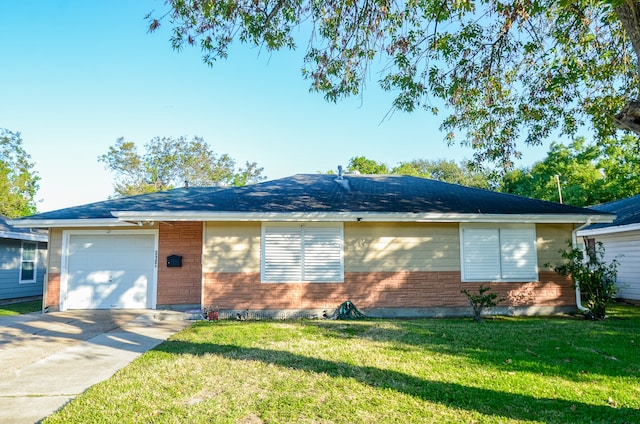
[60,229,158,311]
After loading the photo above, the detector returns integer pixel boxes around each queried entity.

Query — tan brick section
[45,272,60,309]
[203,271,574,310]
[157,222,203,306]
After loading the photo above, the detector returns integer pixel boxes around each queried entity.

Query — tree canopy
[341,156,490,188]
[347,156,390,174]
[500,135,640,206]
[148,1,640,170]
[0,129,40,218]
[99,136,266,196]
[392,158,491,189]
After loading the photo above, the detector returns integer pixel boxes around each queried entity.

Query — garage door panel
[65,233,156,310]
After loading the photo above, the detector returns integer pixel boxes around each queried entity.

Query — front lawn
[0,299,41,316]
[45,306,640,423]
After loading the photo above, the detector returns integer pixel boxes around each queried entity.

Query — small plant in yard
[553,241,618,320]
[461,285,504,322]
[203,305,219,320]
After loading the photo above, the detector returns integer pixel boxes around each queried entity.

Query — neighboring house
[11,174,614,317]
[0,215,48,302]
[577,194,640,302]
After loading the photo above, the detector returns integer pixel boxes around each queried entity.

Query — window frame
[261,223,344,283]
[459,224,538,283]
[19,241,38,284]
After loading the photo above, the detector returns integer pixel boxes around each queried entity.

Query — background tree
[0,129,40,217]
[347,156,390,174]
[99,136,266,196]
[596,135,640,201]
[392,159,491,189]
[500,135,640,206]
[335,156,490,188]
[148,1,640,170]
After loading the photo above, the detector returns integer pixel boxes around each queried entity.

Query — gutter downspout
[572,219,593,312]
[42,267,48,314]
[41,233,49,314]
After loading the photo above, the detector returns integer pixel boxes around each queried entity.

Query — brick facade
[202,270,574,311]
[45,272,60,309]
[157,222,202,306]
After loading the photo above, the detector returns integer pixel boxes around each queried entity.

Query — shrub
[461,285,503,322]
[553,241,618,320]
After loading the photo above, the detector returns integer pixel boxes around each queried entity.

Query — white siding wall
[593,231,640,300]
[594,230,640,301]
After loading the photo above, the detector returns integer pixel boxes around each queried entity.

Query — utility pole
[555,174,563,204]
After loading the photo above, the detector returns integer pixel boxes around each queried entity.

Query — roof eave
[0,230,48,242]
[8,218,135,228]
[577,222,640,237]
[111,211,615,224]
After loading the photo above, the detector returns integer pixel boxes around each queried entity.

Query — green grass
[45,305,640,423]
[0,299,41,316]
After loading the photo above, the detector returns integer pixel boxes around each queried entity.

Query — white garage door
[64,232,157,310]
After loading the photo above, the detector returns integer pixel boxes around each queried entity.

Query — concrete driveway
[0,309,192,424]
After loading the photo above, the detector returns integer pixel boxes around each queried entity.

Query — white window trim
[261,223,344,283]
[19,241,37,284]
[460,223,539,283]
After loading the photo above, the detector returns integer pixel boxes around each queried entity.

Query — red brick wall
[202,270,575,310]
[157,222,203,306]
[46,272,60,309]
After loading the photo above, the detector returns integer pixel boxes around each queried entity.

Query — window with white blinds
[262,224,344,283]
[460,225,538,282]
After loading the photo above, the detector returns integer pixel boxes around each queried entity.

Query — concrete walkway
[0,310,192,424]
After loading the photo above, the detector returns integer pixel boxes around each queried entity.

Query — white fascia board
[111,211,615,224]
[577,222,640,237]
[0,230,48,242]
[8,218,135,228]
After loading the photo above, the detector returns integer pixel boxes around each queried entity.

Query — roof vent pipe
[334,165,351,191]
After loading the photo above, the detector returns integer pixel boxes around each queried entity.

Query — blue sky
[1,1,547,212]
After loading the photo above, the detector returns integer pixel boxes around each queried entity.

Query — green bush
[461,285,503,322]
[553,242,618,319]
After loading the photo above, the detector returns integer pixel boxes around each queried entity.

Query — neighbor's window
[20,241,37,283]
[261,223,344,283]
[460,224,538,282]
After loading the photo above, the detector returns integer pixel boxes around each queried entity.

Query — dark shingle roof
[582,194,640,230]
[19,174,608,221]
[22,187,217,220]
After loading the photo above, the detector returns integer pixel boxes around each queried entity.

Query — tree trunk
[614,1,640,133]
